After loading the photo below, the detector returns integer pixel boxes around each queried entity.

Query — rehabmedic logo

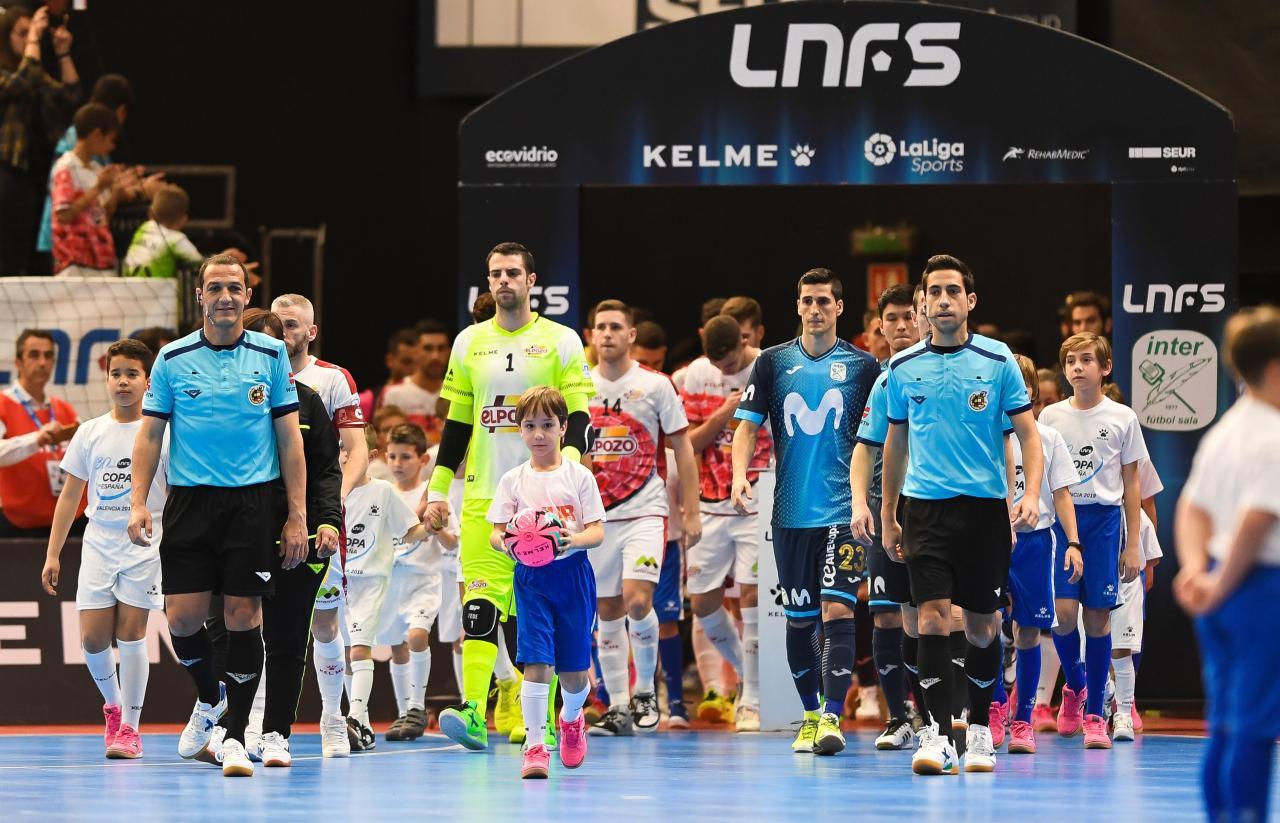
[863,132,964,174]
[484,146,558,169]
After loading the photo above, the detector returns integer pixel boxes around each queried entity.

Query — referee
[880,255,1043,776]
[128,254,307,777]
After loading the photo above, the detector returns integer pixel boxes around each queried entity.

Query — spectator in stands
[0,328,82,536]
[133,327,176,357]
[383,319,450,444]
[0,4,81,275]
[976,322,1001,340]
[51,102,134,276]
[359,328,418,422]
[631,319,668,372]
[121,185,203,278]
[1065,291,1112,337]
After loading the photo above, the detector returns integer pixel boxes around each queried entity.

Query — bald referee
[128,253,307,777]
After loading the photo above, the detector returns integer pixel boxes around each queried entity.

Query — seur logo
[1122,283,1225,314]
[783,389,843,436]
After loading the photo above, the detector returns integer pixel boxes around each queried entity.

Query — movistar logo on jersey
[480,395,521,433]
[783,389,844,436]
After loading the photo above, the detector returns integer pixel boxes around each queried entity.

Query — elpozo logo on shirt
[247,383,267,405]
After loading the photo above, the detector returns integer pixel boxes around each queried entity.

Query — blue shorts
[655,540,683,623]
[1053,504,1122,609]
[1009,526,1056,629]
[1196,565,1280,740]
[773,524,864,620]
[514,552,597,672]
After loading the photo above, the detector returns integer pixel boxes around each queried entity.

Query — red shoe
[1031,703,1056,733]
[1057,686,1086,737]
[558,714,587,769]
[1130,703,1144,733]
[1083,714,1111,749]
[106,724,143,759]
[988,702,1007,749]
[103,704,122,750]
[521,743,551,779]
[1008,720,1036,754]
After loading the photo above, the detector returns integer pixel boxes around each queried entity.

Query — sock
[1113,655,1136,715]
[1084,634,1112,717]
[1132,651,1142,674]
[461,638,499,707]
[115,638,149,728]
[494,629,517,682]
[855,602,875,686]
[658,631,685,710]
[1052,628,1087,692]
[521,679,550,744]
[390,660,412,715]
[964,639,1002,727]
[697,609,743,681]
[452,647,464,695]
[628,610,660,696]
[872,625,908,720]
[1037,633,1060,704]
[1225,736,1274,822]
[546,673,559,735]
[785,621,821,712]
[821,619,856,717]
[597,616,631,707]
[918,634,955,744]
[740,607,759,706]
[855,654,876,689]
[170,629,221,706]
[1014,643,1042,723]
[692,617,723,694]
[222,627,264,743]
[248,669,266,731]
[344,671,353,704]
[560,681,590,722]
[349,658,375,726]
[313,637,346,717]
[949,630,968,721]
[991,636,1008,704]
[902,633,927,713]
[84,647,121,707]
[410,649,431,711]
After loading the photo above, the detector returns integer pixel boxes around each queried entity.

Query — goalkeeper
[487,387,604,778]
[421,242,594,751]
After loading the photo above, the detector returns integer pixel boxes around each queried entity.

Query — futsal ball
[503,508,564,567]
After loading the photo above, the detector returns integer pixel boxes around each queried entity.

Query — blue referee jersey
[143,329,298,487]
[884,334,1030,501]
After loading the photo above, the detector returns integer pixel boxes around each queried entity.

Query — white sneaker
[221,738,254,777]
[875,717,914,750]
[964,724,997,772]
[260,731,291,767]
[321,713,351,758]
[1112,709,1136,742]
[856,685,883,721]
[912,722,959,775]
[244,725,263,763]
[178,683,228,759]
[193,726,226,765]
[734,703,761,732]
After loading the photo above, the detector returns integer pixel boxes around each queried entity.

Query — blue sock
[658,632,684,711]
[1084,634,1111,717]
[786,621,821,713]
[1225,736,1274,821]
[991,636,1008,704]
[1014,643,1041,723]
[1052,629,1087,692]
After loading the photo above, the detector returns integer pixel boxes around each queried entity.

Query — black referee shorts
[902,495,1010,614]
[160,482,285,597]
[867,497,913,612]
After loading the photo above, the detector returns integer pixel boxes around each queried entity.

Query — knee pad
[462,598,500,644]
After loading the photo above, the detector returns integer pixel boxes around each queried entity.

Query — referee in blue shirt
[880,255,1043,776]
[127,254,307,775]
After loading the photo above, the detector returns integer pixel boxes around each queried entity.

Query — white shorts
[686,514,758,595]
[589,516,666,598]
[315,553,345,610]
[438,556,462,642]
[345,574,390,647]
[1111,574,1145,651]
[375,568,443,646]
[76,520,163,611]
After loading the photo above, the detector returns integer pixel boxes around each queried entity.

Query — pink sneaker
[989,702,1007,749]
[1057,686,1086,737]
[102,704,122,750]
[1083,714,1111,749]
[1031,703,1056,733]
[1130,703,1143,733]
[558,715,587,769]
[521,743,550,779]
[106,724,143,759]
[1008,720,1036,754]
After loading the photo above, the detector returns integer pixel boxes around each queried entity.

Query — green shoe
[792,711,819,754]
[544,722,557,751]
[509,726,526,745]
[440,702,488,751]
[816,712,845,756]
[493,673,523,735]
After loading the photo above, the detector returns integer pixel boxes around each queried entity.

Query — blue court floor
[3,729,1275,821]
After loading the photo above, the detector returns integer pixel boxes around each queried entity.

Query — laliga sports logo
[1121,283,1226,314]
[729,22,961,88]
[864,132,964,173]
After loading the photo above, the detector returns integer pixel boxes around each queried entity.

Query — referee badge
[968,389,989,411]
[829,362,846,382]
[248,383,267,405]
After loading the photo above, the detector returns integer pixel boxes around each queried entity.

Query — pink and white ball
[503,508,565,567]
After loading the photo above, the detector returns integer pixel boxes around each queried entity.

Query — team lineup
[42,244,1172,780]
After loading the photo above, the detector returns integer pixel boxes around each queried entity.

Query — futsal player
[880,255,1044,775]
[733,268,879,754]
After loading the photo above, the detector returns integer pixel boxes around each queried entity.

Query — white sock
[452,647,464,695]
[522,680,550,744]
[697,609,743,677]
[1036,633,1060,705]
[349,658,375,725]
[84,647,121,707]
[740,606,759,706]
[494,629,517,682]
[390,660,412,715]
[410,649,431,711]
[560,681,591,722]
[692,617,723,694]
[628,610,660,696]
[313,637,346,717]
[116,638,149,728]
[597,616,631,707]
[1113,655,1136,714]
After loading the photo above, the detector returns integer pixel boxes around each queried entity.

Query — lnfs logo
[467,285,568,316]
[1122,283,1225,314]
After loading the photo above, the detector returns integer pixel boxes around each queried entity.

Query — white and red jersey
[294,355,364,431]
[680,355,772,516]
[589,362,688,520]
[382,378,445,444]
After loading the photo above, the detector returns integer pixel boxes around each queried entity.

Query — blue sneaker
[667,700,689,728]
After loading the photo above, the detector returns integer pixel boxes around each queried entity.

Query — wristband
[317,524,339,537]
[426,489,449,505]
[1067,541,1084,551]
